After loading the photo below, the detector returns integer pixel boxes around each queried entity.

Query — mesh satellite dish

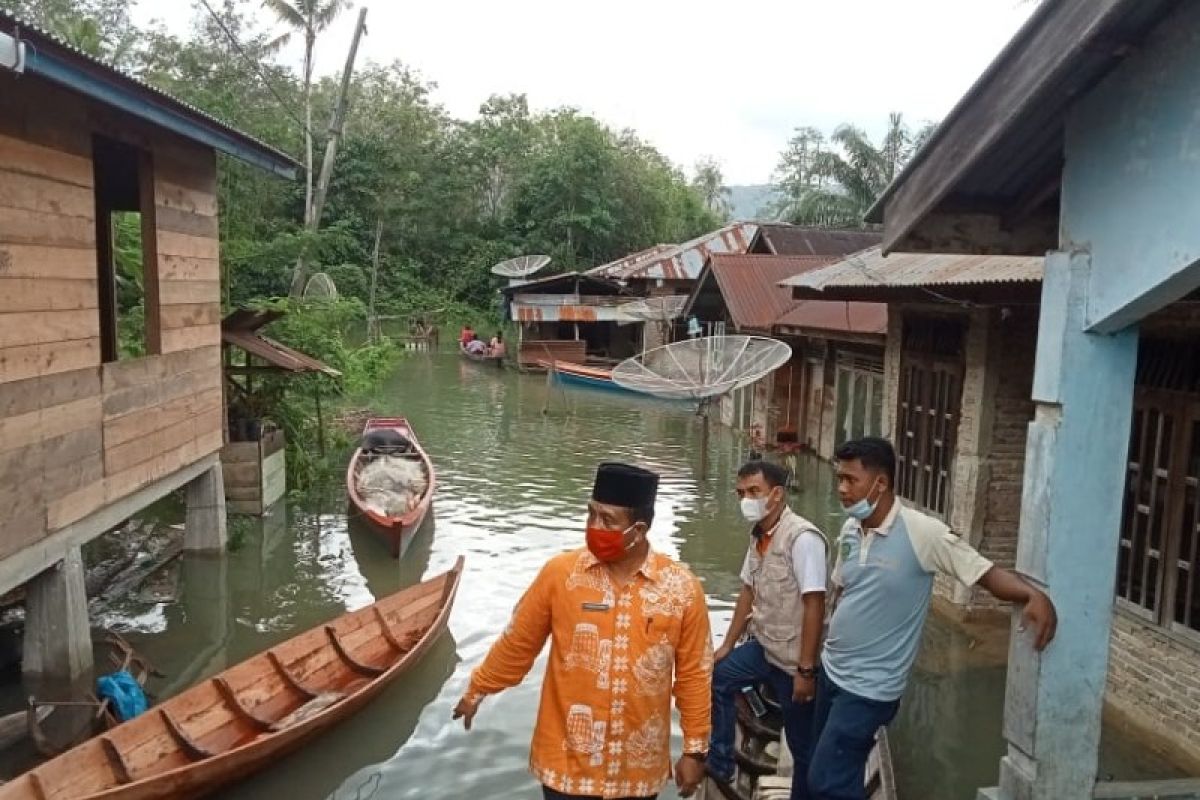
[611,336,792,401]
[491,255,551,287]
[303,272,338,300]
[618,295,687,322]
[613,335,792,474]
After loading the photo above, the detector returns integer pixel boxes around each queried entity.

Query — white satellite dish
[611,336,792,401]
[491,255,551,287]
[618,295,688,322]
[303,272,338,300]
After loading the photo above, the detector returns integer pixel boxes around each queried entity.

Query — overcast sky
[134,0,1036,185]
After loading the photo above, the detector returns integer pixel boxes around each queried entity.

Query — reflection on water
[27,353,1177,799]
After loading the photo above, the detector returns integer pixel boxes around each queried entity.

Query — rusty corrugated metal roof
[704,254,887,337]
[752,224,882,257]
[589,223,759,282]
[782,247,1043,291]
[221,310,340,376]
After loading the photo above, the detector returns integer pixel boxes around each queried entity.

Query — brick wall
[929,305,1037,611]
[1107,610,1200,765]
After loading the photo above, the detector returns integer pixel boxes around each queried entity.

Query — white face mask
[740,496,770,523]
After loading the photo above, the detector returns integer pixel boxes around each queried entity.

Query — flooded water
[9,353,1182,799]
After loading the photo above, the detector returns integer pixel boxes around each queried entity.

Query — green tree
[773,114,932,228]
[691,157,732,220]
[0,0,141,66]
[261,0,351,228]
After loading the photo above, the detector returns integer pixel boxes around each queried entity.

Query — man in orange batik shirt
[453,462,714,800]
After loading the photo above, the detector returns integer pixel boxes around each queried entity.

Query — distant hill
[726,184,783,221]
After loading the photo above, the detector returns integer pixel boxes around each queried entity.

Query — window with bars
[894,317,965,517]
[1118,338,1200,639]
[835,354,885,448]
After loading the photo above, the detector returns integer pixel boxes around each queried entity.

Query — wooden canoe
[458,343,504,366]
[0,558,465,800]
[346,418,436,558]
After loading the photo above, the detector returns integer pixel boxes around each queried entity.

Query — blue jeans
[807,671,900,800]
[708,639,815,800]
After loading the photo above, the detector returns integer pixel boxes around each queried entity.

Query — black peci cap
[591,462,659,509]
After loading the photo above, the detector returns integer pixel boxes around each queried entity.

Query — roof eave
[5,25,299,179]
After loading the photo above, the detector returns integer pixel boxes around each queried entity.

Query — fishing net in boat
[358,457,427,516]
[611,335,792,400]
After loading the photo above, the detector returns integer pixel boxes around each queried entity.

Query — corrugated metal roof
[705,254,886,336]
[752,224,882,257]
[0,11,299,176]
[782,247,1043,291]
[222,310,340,376]
[589,222,759,282]
[499,272,626,297]
[584,244,674,277]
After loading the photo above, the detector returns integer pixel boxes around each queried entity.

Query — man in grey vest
[707,460,827,800]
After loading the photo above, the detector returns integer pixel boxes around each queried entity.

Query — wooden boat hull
[458,345,504,367]
[543,361,643,395]
[346,418,436,558]
[0,558,464,800]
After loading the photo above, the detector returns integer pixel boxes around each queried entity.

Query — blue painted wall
[1061,3,1200,333]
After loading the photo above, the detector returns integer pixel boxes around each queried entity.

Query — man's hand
[451,694,482,730]
[713,643,733,663]
[1020,589,1058,651]
[674,754,705,798]
[792,673,815,703]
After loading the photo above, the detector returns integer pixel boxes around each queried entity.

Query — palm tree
[692,157,732,220]
[773,114,931,228]
[262,0,351,226]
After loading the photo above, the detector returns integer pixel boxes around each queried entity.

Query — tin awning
[221,309,341,377]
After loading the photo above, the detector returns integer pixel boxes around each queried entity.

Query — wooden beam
[877,0,1132,251]
[140,149,162,356]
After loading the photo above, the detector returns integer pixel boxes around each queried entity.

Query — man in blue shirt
[808,437,1057,800]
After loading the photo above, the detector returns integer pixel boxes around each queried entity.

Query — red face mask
[586,524,636,562]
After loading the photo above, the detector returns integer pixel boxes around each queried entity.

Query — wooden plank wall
[0,77,225,562]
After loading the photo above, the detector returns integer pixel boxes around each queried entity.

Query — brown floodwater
[1,352,1183,799]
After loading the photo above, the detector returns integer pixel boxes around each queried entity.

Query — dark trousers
[708,638,815,800]
[807,671,900,800]
[542,788,655,800]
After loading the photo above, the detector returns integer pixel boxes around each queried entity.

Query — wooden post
[314,384,326,457]
[367,214,383,343]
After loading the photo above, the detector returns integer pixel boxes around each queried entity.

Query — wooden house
[500,272,634,369]
[0,14,298,679]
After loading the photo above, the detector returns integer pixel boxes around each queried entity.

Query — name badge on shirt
[582,602,610,612]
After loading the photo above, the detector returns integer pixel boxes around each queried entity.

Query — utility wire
[195,0,317,142]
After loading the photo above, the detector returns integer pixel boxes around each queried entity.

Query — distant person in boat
[459,324,475,347]
[808,437,1058,800]
[489,332,506,357]
[466,334,488,355]
[706,460,826,799]
[453,462,713,800]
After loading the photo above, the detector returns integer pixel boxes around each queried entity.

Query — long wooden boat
[458,343,504,367]
[541,360,640,395]
[699,684,896,800]
[346,418,436,558]
[0,558,465,800]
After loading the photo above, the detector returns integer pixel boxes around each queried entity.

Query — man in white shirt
[707,460,827,800]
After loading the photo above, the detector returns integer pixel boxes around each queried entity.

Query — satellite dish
[611,336,792,401]
[303,272,338,300]
[618,295,687,322]
[491,255,551,286]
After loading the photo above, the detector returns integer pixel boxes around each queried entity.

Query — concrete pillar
[981,251,1138,800]
[185,461,227,552]
[23,546,92,679]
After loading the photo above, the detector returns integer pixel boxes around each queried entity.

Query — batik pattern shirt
[466,548,713,798]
